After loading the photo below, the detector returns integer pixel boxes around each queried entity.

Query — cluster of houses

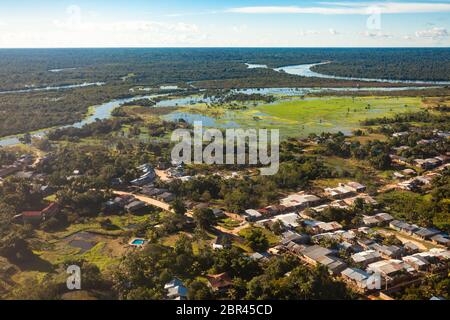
[140,185,175,203]
[130,163,156,186]
[236,178,450,295]
[243,181,376,224]
[105,194,149,214]
[0,154,34,180]
[277,222,450,293]
[389,220,450,247]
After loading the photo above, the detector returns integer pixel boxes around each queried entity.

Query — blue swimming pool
[131,239,145,245]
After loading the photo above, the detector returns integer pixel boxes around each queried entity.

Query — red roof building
[206,272,232,292]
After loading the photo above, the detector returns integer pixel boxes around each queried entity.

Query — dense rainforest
[0,48,449,138]
[0,48,449,90]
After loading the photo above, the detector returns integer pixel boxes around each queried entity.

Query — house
[316,221,343,233]
[413,158,440,170]
[250,252,271,262]
[357,238,376,249]
[324,184,355,199]
[41,202,60,218]
[341,268,371,291]
[157,192,175,202]
[397,179,421,191]
[39,185,55,197]
[343,194,377,206]
[336,230,357,242]
[131,164,156,186]
[338,241,362,253]
[393,172,405,179]
[362,215,380,227]
[402,255,430,271]
[402,169,416,176]
[141,186,167,197]
[279,193,321,210]
[243,209,262,222]
[165,279,188,300]
[392,132,409,138]
[413,227,440,240]
[104,199,122,214]
[212,235,231,250]
[417,139,436,145]
[416,173,440,185]
[312,232,340,243]
[299,245,347,275]
[124,200,147,213]
[273,213,301,229]
[18,202,61,225]
[115,195,135,206]
[366,259,405,278]
[281,230,309,245]
[390,155,409,166]
[430,296,446,301]
[374,212,394,224]
[21,211,43,224]
[352,250,382,267]
[389,220,419,235]
[285,241,306,255]
[131,172,156,186]
[430,234,450,247]
[302,219,326,234]
[370,244,403,259]
[206,273,232,293]
[0,165,21,178]
[344,182,366,193]
[212,208,226,219]
[403,242,420,254]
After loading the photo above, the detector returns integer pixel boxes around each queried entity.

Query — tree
[244,228,269,252]
[187,280,213,300]
[171,198,187,216]
[192,208,216,231]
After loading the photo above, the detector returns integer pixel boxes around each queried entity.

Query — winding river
[1,62,449,146]
[0,94,166,146]
[0,82,105,95]
[274,62,450,86]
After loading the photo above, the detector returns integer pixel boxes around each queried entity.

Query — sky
[0,0,449,47]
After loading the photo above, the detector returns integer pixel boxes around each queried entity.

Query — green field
[162,96,424,138]
[255,96,423,136]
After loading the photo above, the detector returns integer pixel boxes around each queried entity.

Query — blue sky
[0,1,449,47]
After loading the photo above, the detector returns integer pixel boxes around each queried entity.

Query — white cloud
[228,2,450,15]
[42,5,204,47]
[329,28,340,35]
[299,29,320,36]
[232,25,248,33]
[360,31,392,38]
[415,27,448,39]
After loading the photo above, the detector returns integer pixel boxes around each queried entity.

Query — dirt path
[113,190,173,212]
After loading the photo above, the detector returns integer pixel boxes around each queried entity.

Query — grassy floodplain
[162,95,424,137]
[254,96,423,136]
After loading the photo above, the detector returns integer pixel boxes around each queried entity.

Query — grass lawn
[238,226,280,247]
[217,217,242,230]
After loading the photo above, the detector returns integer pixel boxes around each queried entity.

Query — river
[274,62,450,86]
[1,63,448,146]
